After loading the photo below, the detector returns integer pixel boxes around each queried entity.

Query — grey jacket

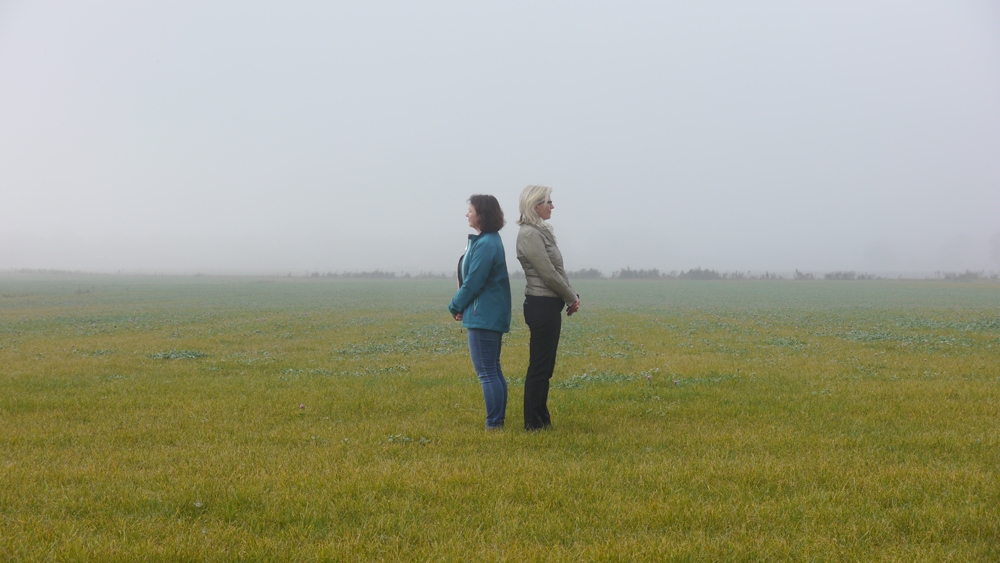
[516,223,577,305]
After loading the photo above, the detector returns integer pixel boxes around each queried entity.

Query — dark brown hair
[469,194,505,233]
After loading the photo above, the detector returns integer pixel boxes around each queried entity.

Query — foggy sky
[2,1,999,275]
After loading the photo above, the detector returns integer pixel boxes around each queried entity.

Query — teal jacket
[448,232,511,333]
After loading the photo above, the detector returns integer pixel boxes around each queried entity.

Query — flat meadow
[1,274,998,561]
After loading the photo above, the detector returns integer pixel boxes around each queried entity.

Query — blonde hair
[517,184,553,226]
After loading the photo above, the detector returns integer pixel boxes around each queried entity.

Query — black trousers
[523,295,565,430]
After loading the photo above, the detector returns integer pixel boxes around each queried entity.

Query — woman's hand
[453,312,463,321]
[567,297,581,316]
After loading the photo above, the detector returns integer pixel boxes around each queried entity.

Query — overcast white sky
[2,1,998,275]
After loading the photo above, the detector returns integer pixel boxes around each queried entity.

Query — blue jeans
[467,328,507,428]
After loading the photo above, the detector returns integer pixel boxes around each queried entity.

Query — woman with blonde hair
[515,185,579,430]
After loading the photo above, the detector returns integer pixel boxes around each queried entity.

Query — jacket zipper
[466,236,478,316]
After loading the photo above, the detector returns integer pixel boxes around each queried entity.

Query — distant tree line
[823,271,878,281]
[937,270,998,282]
[617,267,666,280]
[794,269,815,280]
[295,269,998,282]
[564,267,788,281]
[306,270,448,280]
[6,268,997,282]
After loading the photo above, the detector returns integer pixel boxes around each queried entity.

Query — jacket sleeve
[448,238,495,315]
[518,228,578,305]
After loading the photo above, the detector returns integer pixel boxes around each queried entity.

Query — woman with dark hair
[448,194,512,429]
[516,185,579,431]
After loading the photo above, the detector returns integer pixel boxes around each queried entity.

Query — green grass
[1,275,998,561]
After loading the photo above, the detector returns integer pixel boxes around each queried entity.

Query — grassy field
[1,275,998,561]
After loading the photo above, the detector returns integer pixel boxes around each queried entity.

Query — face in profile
[466,204,480,231]
[534,198,553,221]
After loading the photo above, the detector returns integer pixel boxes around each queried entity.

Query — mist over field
[2,1,999,276]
